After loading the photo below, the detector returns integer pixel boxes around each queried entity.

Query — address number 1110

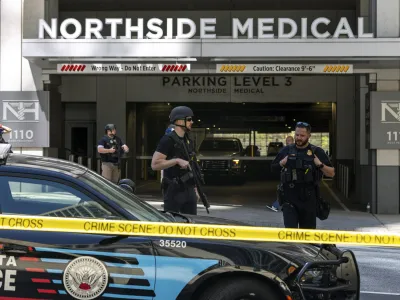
[9,130,34,140]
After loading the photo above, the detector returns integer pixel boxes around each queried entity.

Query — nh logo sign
[2,101,40,122]
[381,101,400,123]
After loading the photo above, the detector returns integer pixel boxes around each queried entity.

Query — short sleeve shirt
[155,134,186,179]
[98,135,125,163]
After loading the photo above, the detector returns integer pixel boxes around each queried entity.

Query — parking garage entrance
[120,74,355,208]
[61,73,354,208]
[135,101,333,183]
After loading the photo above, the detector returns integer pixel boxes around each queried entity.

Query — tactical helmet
[118,178,136,193]
[169,106,194,123]
[105,124,116,133]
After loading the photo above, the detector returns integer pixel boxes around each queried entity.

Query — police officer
[271,122,335,229]
[97,124,129,184]
[151,106,198,215]
[0,124,11,144]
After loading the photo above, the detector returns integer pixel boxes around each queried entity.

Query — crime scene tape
[1,214,400,247]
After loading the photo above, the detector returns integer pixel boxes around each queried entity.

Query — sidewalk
[146,201,400,233]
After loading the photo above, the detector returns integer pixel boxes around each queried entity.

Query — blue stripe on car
[154,256,219,300]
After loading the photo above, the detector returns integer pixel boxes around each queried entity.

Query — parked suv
[267,142,284,157]
[197,137,246,184]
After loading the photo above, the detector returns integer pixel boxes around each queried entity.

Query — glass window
[79,169,172,223]
[199,140,240,151]
[0,176,119,219]
[210,131,330,156]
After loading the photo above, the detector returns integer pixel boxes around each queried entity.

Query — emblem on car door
[63,256,108,300]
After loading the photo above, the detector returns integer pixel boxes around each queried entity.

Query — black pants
[282,184,317,229]
[162,181,197,215]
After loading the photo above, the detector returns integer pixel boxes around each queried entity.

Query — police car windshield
[80,170,171,222]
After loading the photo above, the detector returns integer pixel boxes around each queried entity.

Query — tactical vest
[164,131,195,179]
[100,135,122,164]
[281,144,322,186]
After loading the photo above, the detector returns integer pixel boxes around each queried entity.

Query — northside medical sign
[38,17,374,39]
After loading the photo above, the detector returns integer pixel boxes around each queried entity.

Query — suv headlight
[232,159,240,167]
[301,269,324,284]
[300,267,337,286]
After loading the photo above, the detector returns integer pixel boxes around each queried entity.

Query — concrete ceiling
[59,0,357,11]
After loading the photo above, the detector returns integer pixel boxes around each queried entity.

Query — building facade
[1,0,400,214]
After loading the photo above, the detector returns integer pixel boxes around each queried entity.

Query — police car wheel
[198,277,280,300]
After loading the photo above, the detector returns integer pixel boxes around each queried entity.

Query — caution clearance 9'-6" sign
[217,64,353,74]
[57,63,190,74]
[1,214,400,247]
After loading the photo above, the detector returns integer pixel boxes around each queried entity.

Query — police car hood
[183,214,330,264]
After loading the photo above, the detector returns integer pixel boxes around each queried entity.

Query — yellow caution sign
[219,65,247,72]
[0,214,400,247]
[215,64,354,74]
[323,65,351,73]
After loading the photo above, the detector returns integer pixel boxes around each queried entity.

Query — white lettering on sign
[381,102,400,123]
[38,17,374,39]
[0,255,17,292]
[2,101,40,123]
[58,64,188,74]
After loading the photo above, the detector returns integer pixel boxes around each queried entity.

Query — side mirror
[118,178,136,194]
[119,183,134,194]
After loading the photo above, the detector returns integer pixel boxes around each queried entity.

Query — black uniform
[98,135,125,164]
[155,131,197,215]
[271,143,332,229]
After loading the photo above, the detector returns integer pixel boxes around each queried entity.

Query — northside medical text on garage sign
[38,17,373,39]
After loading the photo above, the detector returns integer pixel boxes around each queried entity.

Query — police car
[0,144,360,300]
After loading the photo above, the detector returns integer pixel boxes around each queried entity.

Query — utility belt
[101,160,120,167]
[161,171,195,189]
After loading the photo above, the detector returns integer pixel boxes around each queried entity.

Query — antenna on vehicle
[0,144,12,165]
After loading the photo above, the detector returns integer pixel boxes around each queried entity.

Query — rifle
[180,135,211,214]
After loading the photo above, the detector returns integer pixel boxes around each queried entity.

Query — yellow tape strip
[1,214,399,247]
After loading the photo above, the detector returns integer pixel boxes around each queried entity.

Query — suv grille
[202,160,229,169]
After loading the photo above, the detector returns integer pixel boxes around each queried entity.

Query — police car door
[0,174,156,299]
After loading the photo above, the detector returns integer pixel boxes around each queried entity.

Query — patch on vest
[307,149,313,156]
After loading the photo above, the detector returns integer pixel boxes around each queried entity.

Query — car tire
[197,276,281,300]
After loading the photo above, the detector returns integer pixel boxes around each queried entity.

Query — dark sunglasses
[185,117,193,122]
[296,121,310,128]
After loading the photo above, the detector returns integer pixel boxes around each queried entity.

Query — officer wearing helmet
[151,106,198,215]
[97,124,129,184]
